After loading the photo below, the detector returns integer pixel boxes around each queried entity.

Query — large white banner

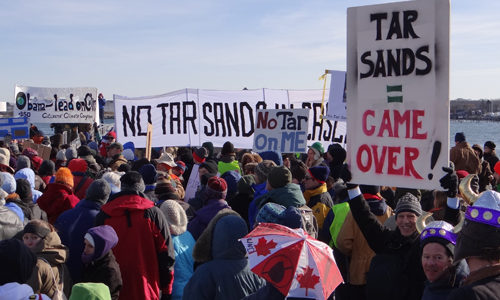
[347,0,450,190]
[14,85,98,124]
[114,88,346,150]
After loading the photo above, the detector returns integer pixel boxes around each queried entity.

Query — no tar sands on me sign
[346,0,450,190]
[253,109,310,153]
[14,85,99,124]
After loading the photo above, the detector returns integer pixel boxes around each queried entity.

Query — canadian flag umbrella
[240,223,343,299]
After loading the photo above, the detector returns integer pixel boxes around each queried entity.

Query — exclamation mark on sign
[387,85,403,103]
[428,141,442,180]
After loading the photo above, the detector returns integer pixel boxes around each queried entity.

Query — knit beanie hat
[160,200,188,236]
[267,166,292,189]
[237,175,256,195]
[484,141,496,150]
[23,221,51,239]
[68,158,88,173]
[70,282,111,300]
[16,178,32,204]
[258,150,283,166]
[101,171,123,195]
[86,179,111,205]
[21,148,37,159]
[395,193,422,217]
[31,156,43,171]
[39,160,55,177]
[77,145,93,157]
[122,149,135,161]
[55,167,74,188]
[87,141,98,151]
[56,149,67,161]
[221,141,235,156]
[256,202,303,230]
[0,239,37,285]
[193,147,208,163]
[255,160,277,183]
[85,225,118,261]
[0,172,16,194]
[454,132,465,142]
[120,171,145,193]
[420,220,456,257]
[65,147,78,161]
[175,161,187,174]
[308,166,330,184]
[205,176,228,199]
[360,184,380,195]
[15,155,31,171]
[9,143,20,156]
[199,160,218,175]
[202,142,215,158]
[139,164,157,185]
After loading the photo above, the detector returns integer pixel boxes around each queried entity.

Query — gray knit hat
[16,155,31,171]
[65,147,77,161]
[267,166,292,189]
[395,193,422,217]
[254,160,276,183]
[120,171,145,193]
[86,179,111,205]
[160,200,188,236]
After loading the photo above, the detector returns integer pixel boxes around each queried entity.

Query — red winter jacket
[68,158,94,200]
[96,191,175,300]
[37,183,80,224]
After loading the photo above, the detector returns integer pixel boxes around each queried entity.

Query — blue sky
[1,0,499,101]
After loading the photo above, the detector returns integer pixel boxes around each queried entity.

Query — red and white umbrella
[240,223,343,299]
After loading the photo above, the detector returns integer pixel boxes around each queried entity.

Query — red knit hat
[205,176,228,199]
[68,158,88,173]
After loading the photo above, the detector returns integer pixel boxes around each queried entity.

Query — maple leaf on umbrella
[255,237,277,256]
[296,266,320,296]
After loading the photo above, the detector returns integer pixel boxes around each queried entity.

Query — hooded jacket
[37,182,80,224]
[0,203,24,240]
[82,251,122,300]
[14,168,42,203]
[95,191,175,300]
[255,183,306,211]
[450,142,481,174]
[187,195,230,240]
[26,231,72,299]
[0,283,50,300]
[422,259,469,300]
[183,210,265,300]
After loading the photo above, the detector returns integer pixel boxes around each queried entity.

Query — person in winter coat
[81,225,122,300]
[183,210,265,300]
[217,141,241,175]
[187,176,231,240]
[450,132,481,174]
[16,178,47,221]
[326,143,346,181]
[248,160,276,228]
[139,163,159,203]
[23,220,72,298]
[303,166,334,232]
[228,175,255,228]
[68,158,94,200]
[38,160,55,187]
[220,170,241,204]
[14,167,42,203]
[0,188,24,240]
[95,171,175,300]
[306,142,327,168]
[483,140,499,173]
[187,160,218,211]
[336,185,393,300]
[447,189,500,300]
[37,167,80,224]
[0,239,51,300]
[55,179,111,283]
[160,200,195,300]
[420,220,469,300]
[2,171,29,222]
[156,177,195,220]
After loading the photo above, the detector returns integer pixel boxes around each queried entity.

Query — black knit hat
[202,142,215,158]
[454,132,466,142]
[0,239,37,285]
[199,160,218,175]
[360,184,380,195]
[120,171,145,193]
[484,141,496,150]
[395,193,422,217]
[308,166,330,183]
[267,166,292,189]
[221,141,235,156]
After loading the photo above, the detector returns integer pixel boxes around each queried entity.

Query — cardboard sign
[23,141,51,161]
[114,88,347,150]
[346,0,450,189]
[0,117,29,140]
[253,109,309,153]
[14,85,98,124]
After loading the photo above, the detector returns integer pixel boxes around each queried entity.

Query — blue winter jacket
[248,182,267,228]
[171,231,195,300]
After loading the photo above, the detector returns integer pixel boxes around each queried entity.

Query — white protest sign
[114,88,347,150]
[14,85,98,123]
[325,70,347,121]
[253,109,309,153]
[346,0,450,190]
[184,163,200,202]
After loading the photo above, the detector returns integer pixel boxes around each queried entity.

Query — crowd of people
[0,126,499,300]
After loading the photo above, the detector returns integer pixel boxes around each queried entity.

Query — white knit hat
[101,171,124,194]
[159,200,187,236]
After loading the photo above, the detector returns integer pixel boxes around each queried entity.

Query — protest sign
[184,163,200,202]
[23,141,51,161]
[14,85,98,124]
[346,0,450,190]
[253,109,309,153]
[325,70,347,121]
[0,117,29,140]
[114,88,347,150]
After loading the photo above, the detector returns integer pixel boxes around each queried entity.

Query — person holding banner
[98,93,106,124]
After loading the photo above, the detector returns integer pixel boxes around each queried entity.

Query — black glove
[340,164,358,189]
[439,166,458,198]
[160,294,171,300]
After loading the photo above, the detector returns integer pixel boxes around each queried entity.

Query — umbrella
[240,222,343,299]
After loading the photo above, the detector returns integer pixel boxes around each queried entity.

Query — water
[34,119,500,149]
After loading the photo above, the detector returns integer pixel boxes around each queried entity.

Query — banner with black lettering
[14,85,98,124]
[346,0,450,190]
[114,88,346,150]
